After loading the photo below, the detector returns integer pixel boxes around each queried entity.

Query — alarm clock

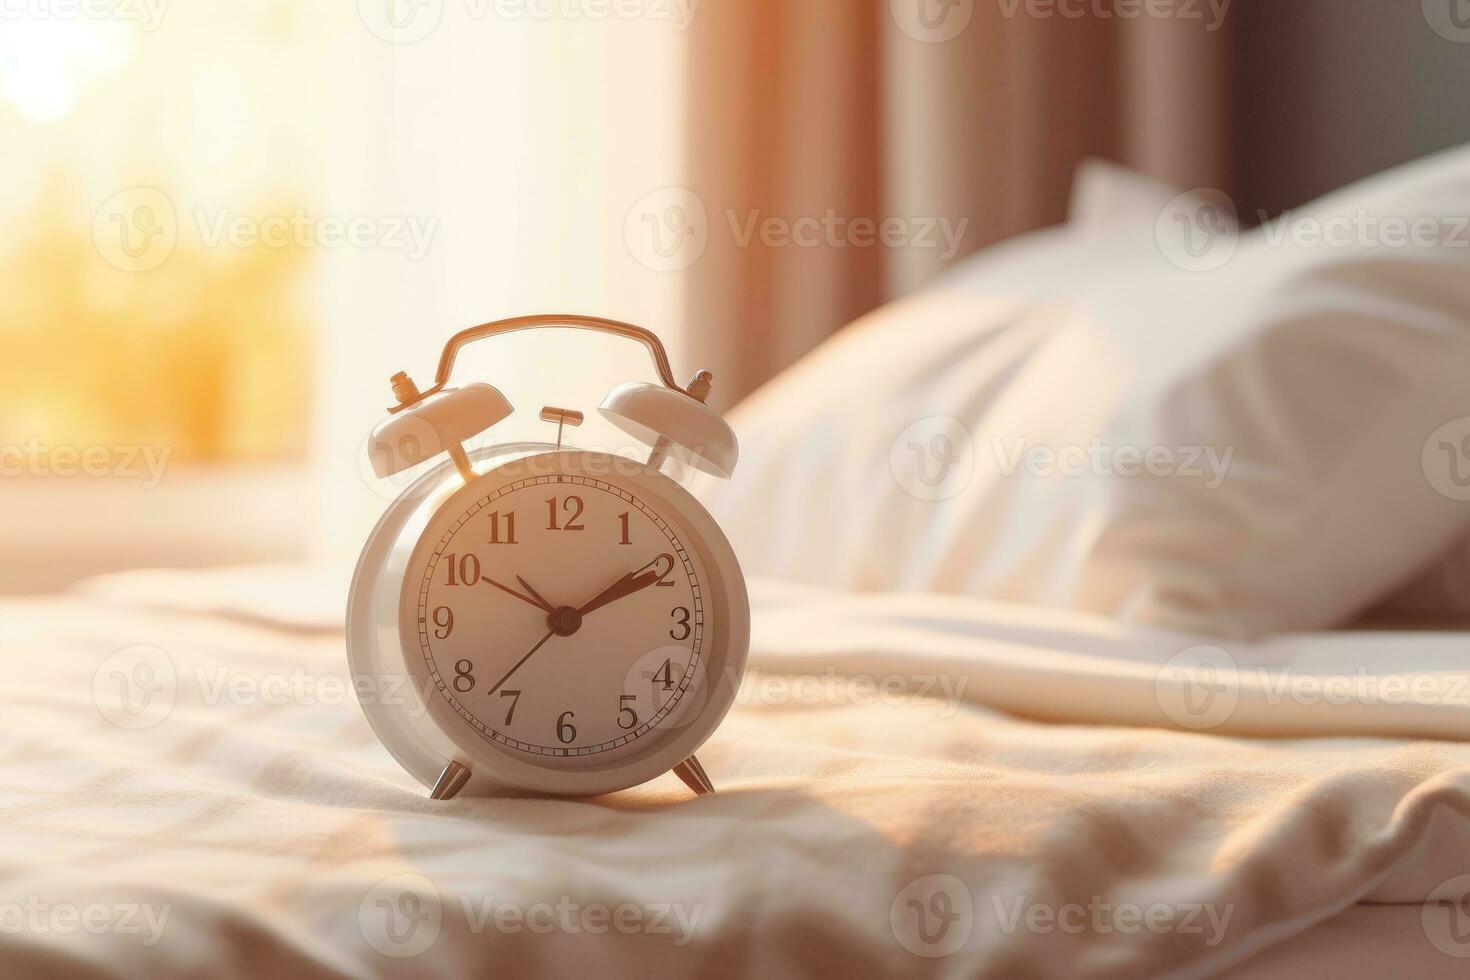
[346,314,749,800]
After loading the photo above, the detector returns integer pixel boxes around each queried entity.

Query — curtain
[310,20,683,561]
[683,0,1230,407]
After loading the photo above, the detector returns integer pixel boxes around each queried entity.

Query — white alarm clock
[346,315,749,800]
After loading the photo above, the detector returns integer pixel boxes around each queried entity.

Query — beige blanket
[4,572,1470,978]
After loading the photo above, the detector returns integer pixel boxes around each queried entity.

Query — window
[1,4,683,586]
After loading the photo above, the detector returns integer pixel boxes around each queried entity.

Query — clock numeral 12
[545,496,585,531]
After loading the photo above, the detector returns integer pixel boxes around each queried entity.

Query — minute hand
[578,559,667,616]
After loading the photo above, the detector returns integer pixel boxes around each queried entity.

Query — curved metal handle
[433,314,683,393]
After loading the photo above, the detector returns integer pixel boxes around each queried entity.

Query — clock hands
[577,555,671,617]
[477,558,669,619]
[477,555,671,696]
[517,576,553,610]
[480,574,552,613]
[485,628,557,696]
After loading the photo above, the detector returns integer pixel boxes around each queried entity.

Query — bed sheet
[1234,902,1469,979]
[3,569,1470,978]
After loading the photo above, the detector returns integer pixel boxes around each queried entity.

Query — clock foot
[429,760,471,800]
[672,755,714,796]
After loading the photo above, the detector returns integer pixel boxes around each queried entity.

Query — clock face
[402,457,713,768]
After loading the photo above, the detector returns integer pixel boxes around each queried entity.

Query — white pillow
[1076,159,1470,626]
[1067,158,1219,236]
[698,146,1470,638]
[1370,535,1470,622]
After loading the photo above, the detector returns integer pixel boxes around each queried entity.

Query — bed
[10,148,1470,978]
[4,565,1469,978]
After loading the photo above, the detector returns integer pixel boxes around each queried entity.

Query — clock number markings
[546,496,585,531]
[433,605,454,639]
[419,476,705,757]
[618,695,639,730]
[499,690,521,725]
[444,553,481,586]
[488,510,517,544]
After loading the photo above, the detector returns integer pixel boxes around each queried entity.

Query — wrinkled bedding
[3,569,1470,978]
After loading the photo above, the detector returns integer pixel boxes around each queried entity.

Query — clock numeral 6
[432,605,454,639]
[453,659,475,693]
[670,606,691,640]
[618,694,638,730]
[444,553,481,586]
[556,710,577,744]
[545,496,585,531]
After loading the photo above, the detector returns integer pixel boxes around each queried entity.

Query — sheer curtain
[311,12,685,560]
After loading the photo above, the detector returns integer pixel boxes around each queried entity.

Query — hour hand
[481,575,552,612]
[516,576,552,610]
[578,555,670,616]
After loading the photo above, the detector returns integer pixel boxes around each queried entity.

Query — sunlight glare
[0,18,133,123]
